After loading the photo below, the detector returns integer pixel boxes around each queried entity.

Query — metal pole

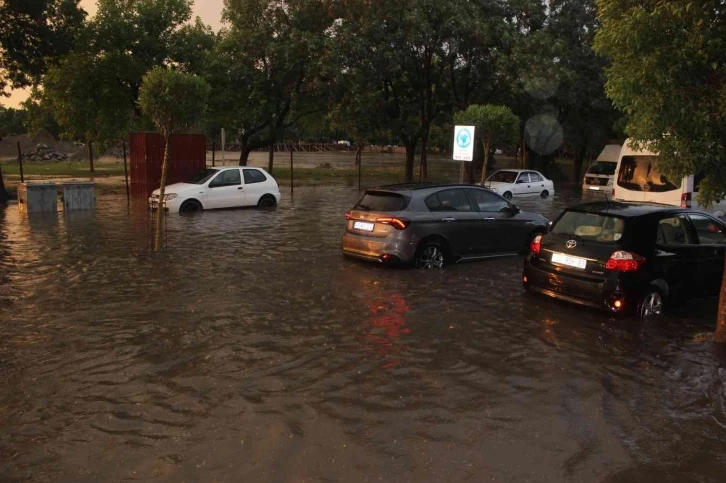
[459,161,464,184]
[212,141,216,167]
[358,152,362,191]
[88,142,94,173]
[17,141,24,183]
[290,149,294,196]
[221,128,225,166]
[122,141,130,203]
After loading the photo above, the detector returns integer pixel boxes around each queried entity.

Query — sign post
[453,125,475,183]
[221,128,226,166]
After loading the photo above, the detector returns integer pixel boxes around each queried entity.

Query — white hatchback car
[149,167,281,213]
[484,169,555,200]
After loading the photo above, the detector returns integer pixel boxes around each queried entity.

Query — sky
[4,0,225,108]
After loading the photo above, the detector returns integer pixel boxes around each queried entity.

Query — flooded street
[1,186,725,482]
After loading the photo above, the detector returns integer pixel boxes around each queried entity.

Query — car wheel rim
[420,246,444,269]
[642,292,663,317]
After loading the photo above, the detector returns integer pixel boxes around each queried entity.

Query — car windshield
[587,161,617,176]
[355,192,410,212]
[190,169,219,185]
[552,210,625,243]
[488,171,519,183]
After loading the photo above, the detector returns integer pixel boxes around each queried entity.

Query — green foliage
[0,106,26,137]
[454,105,520,149]
[20,89,62,139]
[138,67,210,138]
[595,0,726,205]
[0,0,86,93]
[208,0,336,161]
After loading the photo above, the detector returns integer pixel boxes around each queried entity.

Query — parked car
[613,139,726,218]
[149,167,281,213]
[523,201,726,318]
[484,169,555,200]
[342,184,550,268]
[583,144,621,192]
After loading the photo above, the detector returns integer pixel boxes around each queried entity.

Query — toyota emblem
[566,239,577,249]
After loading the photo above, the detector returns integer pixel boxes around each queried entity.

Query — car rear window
[616,155,681,192]
[355,192,410,212]
[552,210,626,243]
[488,171,519,183]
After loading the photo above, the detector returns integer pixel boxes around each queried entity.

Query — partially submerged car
[149,167,281,213]
[524,201,726,317]
[343,184,549,268]
[484,169,555,200]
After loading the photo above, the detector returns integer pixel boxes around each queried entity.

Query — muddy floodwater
[1,186,725,482]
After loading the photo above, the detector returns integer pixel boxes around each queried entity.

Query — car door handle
[482,217,495,221]
[237,187,244,190]
[442,217,456,222]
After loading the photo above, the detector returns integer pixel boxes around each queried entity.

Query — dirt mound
[23,144,70,161]
[31,129,56,144]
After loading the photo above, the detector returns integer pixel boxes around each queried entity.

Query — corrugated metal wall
[129,133,207,200]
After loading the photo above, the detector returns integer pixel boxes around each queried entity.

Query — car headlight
[164,194,178,201]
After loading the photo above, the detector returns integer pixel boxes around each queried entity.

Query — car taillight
[530,234,542,254]
[681,192,692,208]
[345,211,352,220]
[605,251,645,272]
[612,188,616,196]
[376,217,410,230]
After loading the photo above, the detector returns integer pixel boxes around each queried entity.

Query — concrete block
[18,183,58,213]
[62,182,95,211]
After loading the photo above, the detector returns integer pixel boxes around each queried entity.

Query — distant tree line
[1,0,622,180]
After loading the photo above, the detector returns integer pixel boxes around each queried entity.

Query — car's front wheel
[415,241,446,269]
[503,191,513,200]
[540,190,549,198]
[637,287,665,319]
[179,199,202,213]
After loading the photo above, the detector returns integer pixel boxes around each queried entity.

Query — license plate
[354,221,375,232]
[552,252,587,269]
[588,186,600,191]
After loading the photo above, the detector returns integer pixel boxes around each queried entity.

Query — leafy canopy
[595,0,726,205]
[454,104,520,147]
[138,67,210,138]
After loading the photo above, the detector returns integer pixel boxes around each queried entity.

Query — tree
[594,0,726,341]
[0,105,26,137]
[211,0,336,166]
[138,67,210,251]
[0,0,86,94]
[35,0,211,150]
[454,105,520,184]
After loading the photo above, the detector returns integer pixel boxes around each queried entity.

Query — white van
[612,139,726,217]
[583,144,621,191]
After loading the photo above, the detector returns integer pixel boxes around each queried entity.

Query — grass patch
[0,160,126,177]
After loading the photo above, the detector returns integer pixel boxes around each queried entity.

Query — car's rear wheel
[257,195,277,209]
[416,241,445,269]
[540,190,549,198]
[179,199,202,213]
[637,287,664,319]
[503,191,513,200]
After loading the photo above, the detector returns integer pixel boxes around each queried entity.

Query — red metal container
[129,132,207,200]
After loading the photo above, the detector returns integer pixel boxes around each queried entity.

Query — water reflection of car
[342,184,550,268]
[149,167,281,213]
[523,201,726,318]
[484,169,555,200]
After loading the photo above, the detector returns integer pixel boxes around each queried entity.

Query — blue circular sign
[456,128,472,149]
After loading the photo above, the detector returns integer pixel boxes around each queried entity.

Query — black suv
[523,201,726,317]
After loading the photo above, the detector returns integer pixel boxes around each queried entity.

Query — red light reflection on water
[363,294,411,368]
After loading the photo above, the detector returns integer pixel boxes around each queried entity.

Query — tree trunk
[404,143,416,182]
[268,143,274,174]
[154,135,172,252]
[0,164,9,204]
[573,143,588,183]
[239,142,250,166]
[88,141,95,173]
[355,145,363,167]
[715,254,726,342]
[521,136,527,169]
[420,132,429,181]
[480,138,492,185]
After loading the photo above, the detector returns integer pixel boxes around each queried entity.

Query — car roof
[371,183,495,194]
[491,169,539,173]
[568,201,691,218]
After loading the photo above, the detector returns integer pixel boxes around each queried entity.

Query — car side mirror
[509,204,521,215]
